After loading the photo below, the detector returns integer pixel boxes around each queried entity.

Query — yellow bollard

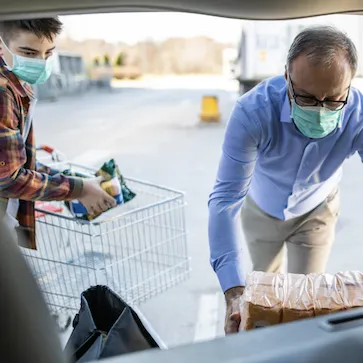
[200,95,221,123]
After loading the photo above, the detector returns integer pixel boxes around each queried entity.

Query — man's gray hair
[287,25,358,76]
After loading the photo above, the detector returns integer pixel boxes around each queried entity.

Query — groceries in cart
[27,146,190,336]
[63,159,136,221]
[240,271,363,330]
[97,161,136,204]
[65,285,165,362]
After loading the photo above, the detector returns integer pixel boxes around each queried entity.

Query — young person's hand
[78,176,116,215]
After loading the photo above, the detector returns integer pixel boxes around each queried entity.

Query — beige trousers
[241,188,340,274]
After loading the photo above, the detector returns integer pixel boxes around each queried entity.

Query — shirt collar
[0,57,33,99]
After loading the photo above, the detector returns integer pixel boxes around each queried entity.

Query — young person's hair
[0,18,63,43]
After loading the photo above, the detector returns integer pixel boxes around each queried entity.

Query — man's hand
[224,286,245,335]
[78,176,116,215]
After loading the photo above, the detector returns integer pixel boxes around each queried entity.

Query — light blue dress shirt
[208,75,363,292]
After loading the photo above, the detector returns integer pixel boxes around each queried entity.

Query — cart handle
[36,145,67,163]
[36,145,55,154]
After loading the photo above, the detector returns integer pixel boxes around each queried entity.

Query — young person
[0,18,116,248]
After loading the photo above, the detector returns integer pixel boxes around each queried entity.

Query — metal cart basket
[20,154,191,320]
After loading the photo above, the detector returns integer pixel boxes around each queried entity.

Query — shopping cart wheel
[52,313,72,333]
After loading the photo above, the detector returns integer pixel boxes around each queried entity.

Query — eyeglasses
[288,76,349,111]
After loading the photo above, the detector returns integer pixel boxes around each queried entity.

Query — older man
[208,25,362,334]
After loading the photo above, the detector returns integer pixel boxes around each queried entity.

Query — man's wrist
[224,286,245,302]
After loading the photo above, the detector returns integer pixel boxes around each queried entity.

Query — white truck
[233,15,363,94]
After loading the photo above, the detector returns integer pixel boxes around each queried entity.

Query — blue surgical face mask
[291,100,342,139]
[1,38,54,84]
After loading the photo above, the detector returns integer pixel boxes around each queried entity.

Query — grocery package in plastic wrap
[240,271,363,330]
[96,161,136,203]
[63,159,136,221]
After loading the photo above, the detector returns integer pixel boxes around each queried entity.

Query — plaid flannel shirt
[0,59,83,249]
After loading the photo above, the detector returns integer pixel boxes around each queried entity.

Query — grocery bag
[64,285,163,362]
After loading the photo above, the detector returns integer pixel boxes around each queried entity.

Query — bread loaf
[240,272,284,330]
[240,271,363,331]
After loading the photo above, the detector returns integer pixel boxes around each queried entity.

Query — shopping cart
[21,146,191,332]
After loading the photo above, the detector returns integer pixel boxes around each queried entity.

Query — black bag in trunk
[64,285,161,362]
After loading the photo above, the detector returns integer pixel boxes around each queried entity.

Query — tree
[93,57,100,66]
[104,54,111,66]
[115,52,126,67]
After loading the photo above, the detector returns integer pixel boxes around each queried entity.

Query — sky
[60,12,363,46]
[60,12,244,45]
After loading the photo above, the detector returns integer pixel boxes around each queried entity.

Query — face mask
[291,100,342,139]
[1,38,54,84]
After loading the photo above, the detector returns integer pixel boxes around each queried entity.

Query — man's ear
[284,65,292,101]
